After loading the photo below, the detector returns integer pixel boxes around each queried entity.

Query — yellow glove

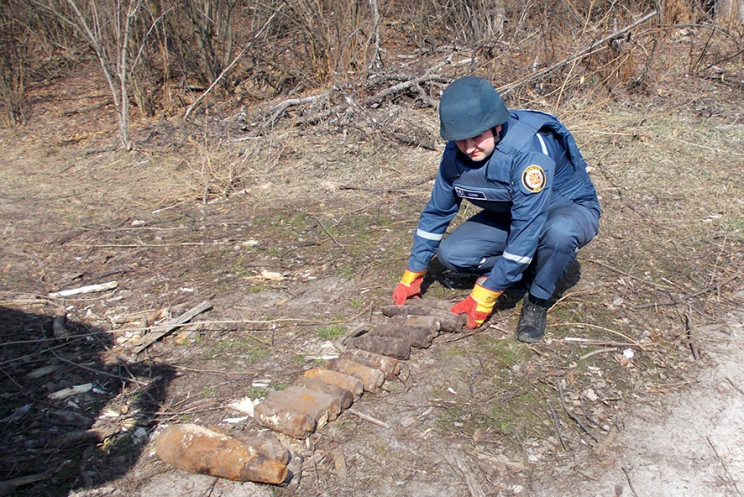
[450,283,503,329]
[392,269,427,305]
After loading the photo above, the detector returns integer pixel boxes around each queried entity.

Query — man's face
[454,125,501,162]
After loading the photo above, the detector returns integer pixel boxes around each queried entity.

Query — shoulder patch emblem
[521,165,546,193]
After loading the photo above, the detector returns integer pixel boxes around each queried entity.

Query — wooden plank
[134,300,212,354]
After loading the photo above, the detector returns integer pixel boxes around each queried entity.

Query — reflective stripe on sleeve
[503,251,532,264]
[536,133,548,155]
[415,228,444,241]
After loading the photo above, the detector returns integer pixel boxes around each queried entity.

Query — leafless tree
[33,0,155,150]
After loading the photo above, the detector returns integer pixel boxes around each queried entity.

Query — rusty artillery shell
[433,312,467,333]
[324,358,385,393]
[155,424,288,484]
[369,323,436,348]
[393,314,441,331]
[345,335,411,360]
[304,367,364,400]
[340,348,400,380]
[254,386,340,439]
[293,376,353,413]
[233,430,290,465]
[379,305,467,332]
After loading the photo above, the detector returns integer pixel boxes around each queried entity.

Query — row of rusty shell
[155,305,461,485]
[253,348,399,439]
[252,310,462,439]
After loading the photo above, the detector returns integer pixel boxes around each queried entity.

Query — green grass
[248,283,272,293]
[212,340,269,362]
[475,335,531,369]
[316,324,346,340]
[243,386,268,399]
[200,385,217,397]
[229,254,255,277]
[438,345,468,359]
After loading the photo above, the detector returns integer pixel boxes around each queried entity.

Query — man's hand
[392,269,427,305]
[450,283,503,329]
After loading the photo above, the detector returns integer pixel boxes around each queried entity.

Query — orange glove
[450,283,503,329]
[392,269,427,305]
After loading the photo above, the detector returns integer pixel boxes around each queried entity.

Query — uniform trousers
[437,203,599,301]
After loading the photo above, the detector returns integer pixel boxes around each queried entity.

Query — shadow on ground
[0,306,174,496]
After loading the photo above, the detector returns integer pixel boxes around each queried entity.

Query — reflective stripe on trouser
[436,204,599,301]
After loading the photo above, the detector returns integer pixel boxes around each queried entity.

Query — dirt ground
[1,57,743,497]
[537,309,744,497]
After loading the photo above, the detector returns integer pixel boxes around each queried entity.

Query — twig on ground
[442,329,483,342]
[48,347,143,385]
[621,466,640,497]
[557,380,598,443]
[562,337,646,348]
[48,281,118,298]
[172,365,257,375]
[546,398,569,451]
[588,258,676,291]
[305,212,343,247]
[634,283,722,309]
[346,408,390,429]
[552,322,639,346]
[578,347,618,361]
[707,435,744,496]
[684,305,700,361]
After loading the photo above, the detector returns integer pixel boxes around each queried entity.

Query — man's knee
[541,211,586,251]
[437,240,481,272]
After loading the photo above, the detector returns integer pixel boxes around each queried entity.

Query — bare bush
[3,0,740,145]
[0,3,29,124]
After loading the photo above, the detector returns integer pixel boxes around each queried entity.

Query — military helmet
[439,77,509,141]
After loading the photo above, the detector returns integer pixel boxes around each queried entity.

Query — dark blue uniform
[407,110,600,301]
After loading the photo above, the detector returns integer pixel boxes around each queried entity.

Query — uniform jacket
[407,110,600,292]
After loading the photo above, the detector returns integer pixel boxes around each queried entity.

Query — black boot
[516,299,548,343]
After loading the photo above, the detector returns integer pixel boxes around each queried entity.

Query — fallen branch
[251,56,472,133]
[498,10,659,96]
[259,92,331,129]
[134,300,213,354]
[0,465,59,496]
[48,280,118,298]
